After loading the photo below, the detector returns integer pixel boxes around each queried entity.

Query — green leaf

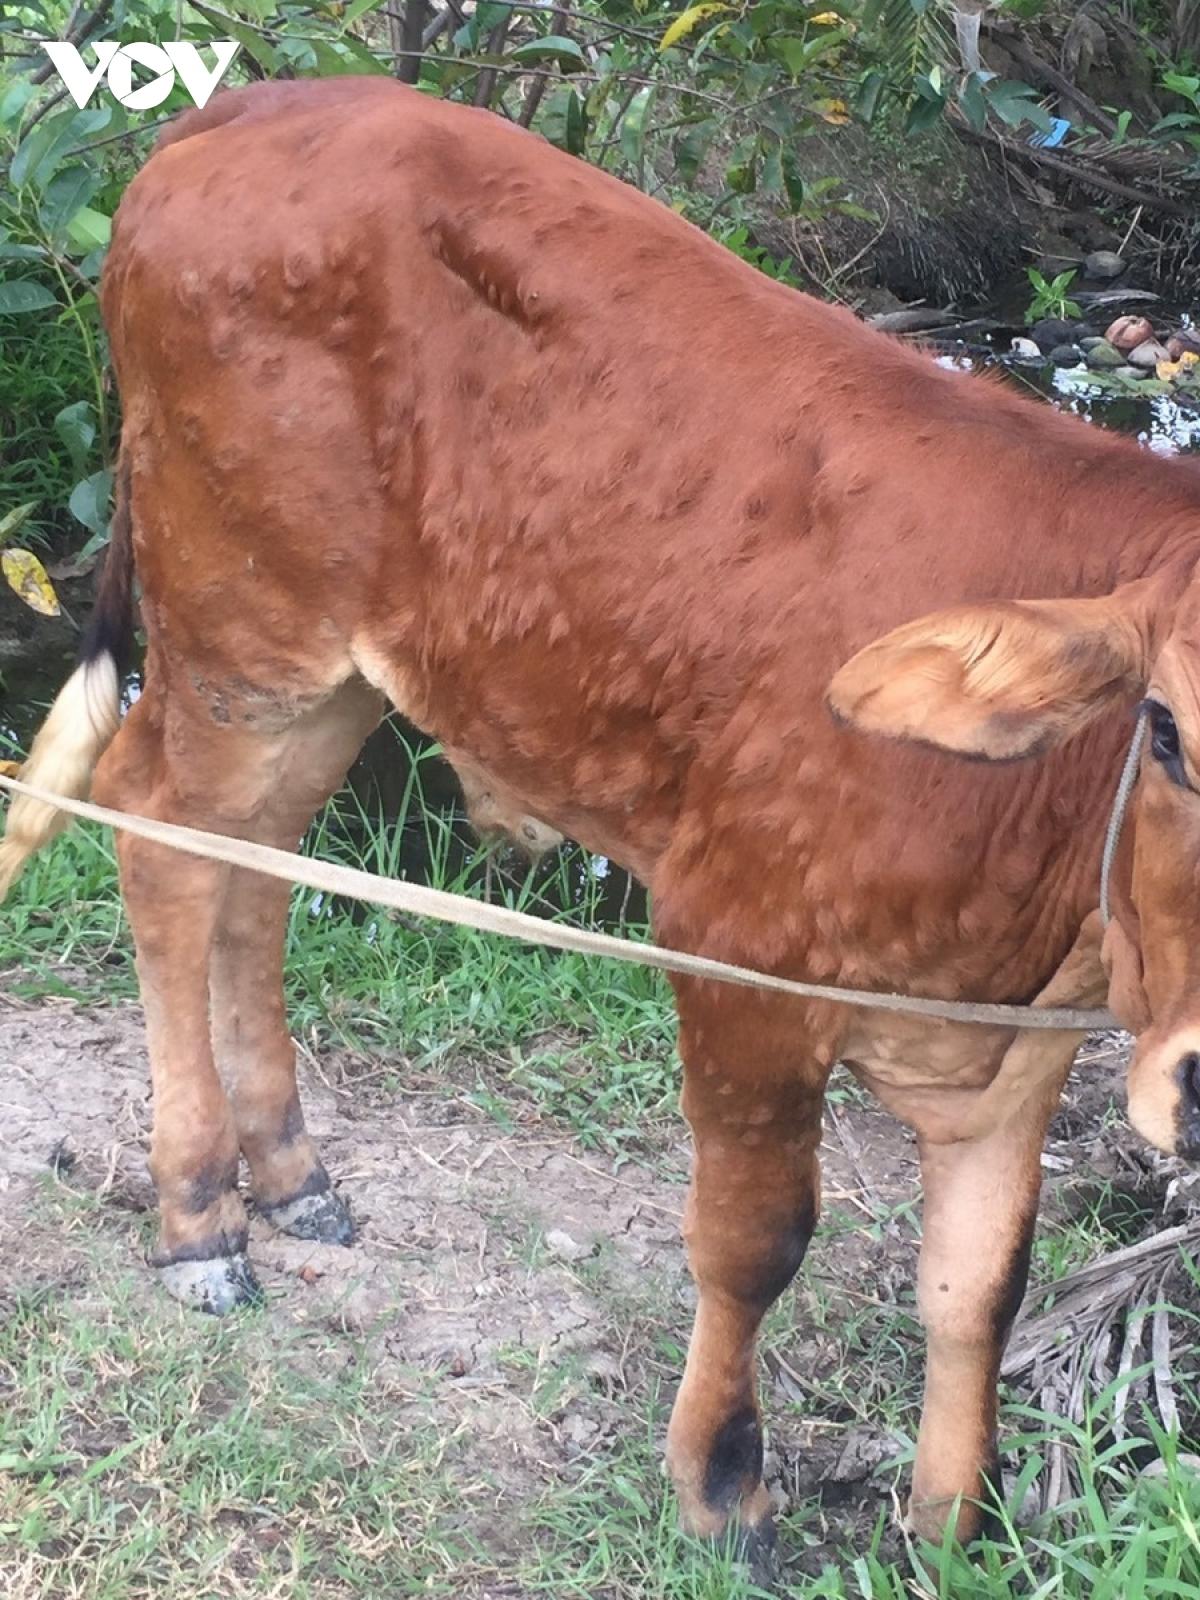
[959,71,987,133]
[987,78,1053,133]
[337,35,391,75]
[455,0,510,50]
[66,205,111,253]
[912,71,942,102]
[78,246,106,280]
[619,86,655,167]
[189,7,279,75]
[0,502,37,540]
[724,134,758,195]
[40,165,101,242]
[855,69,887,125]
[564,89,586,157]
[275,37,320,73]
[906,93,945,134]
[761,139,784,196]
[340,0,387,27]
[69,469,113,538]
[9,110,80,192]
[782,150,806,212]
[0,280,57,313]
[509,36,588,72]
[777,30,848,77]
[54,401,97,478]
[0,80,35,126]
[1164,72,1200,103]
[0,241,45,263]
[836,201,879,222]
[674,119,715,184]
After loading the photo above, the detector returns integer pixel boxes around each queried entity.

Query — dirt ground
[2,984,1195,1590]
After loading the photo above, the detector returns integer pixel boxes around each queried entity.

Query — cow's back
[101,81,1200,992]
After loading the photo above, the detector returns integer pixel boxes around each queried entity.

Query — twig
[1118,203,1144,256]
[473,13,511,110]
[422,6,455,50]
[15,83,68,135]
[63,114,172,157]
[29,0,113,85]
[393,0,428,86]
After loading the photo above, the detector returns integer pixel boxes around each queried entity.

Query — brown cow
[3,78,1200,1568]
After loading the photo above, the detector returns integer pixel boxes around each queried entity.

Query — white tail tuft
[0,655,121,900]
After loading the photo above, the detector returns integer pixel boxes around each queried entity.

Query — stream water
[2,349,1198,931]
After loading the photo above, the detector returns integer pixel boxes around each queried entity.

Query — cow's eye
[1144,700,1188,787]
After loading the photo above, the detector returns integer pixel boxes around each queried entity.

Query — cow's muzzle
[1128,1025,1200,1157]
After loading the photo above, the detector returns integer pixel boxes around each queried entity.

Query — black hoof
[153,1250,263,1315]
[261,1184,355,1245]
[735,1516,777,1588]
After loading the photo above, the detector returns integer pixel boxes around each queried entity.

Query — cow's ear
[827,592,1153,761]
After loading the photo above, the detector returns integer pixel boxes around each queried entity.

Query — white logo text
[42,41,239,111]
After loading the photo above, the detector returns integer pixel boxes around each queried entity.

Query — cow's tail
[0,457,135,900]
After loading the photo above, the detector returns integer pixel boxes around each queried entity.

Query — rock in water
[1105,314,1155,352]
[1049,344,1083,367]
[1084,251,1126,280]
[868,308,961,335]
[1030,316,1082,352]
[1009,336,1042,359]
[1085,339,1124,369]
[1167,330,1200,360]
[1128,339,1171,370]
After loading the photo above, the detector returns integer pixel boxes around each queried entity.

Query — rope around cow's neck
[1100,708,1149,929]
[0,771,1119,1032]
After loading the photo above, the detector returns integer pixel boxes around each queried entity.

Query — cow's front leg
[909,1068,1070,1542]
[666,989,828,1572]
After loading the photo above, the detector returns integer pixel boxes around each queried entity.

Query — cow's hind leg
[665,982,829,1573]
[93,674,378,1312]
[908,1064,1072,1543]
[210,681,382,1242]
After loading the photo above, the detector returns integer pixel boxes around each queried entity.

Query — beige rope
[0,772,1117,1032]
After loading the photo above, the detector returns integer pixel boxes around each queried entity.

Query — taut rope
[0,772,1117,1032]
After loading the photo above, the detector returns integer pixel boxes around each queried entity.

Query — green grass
[0,1253,471,1598]
[4,1223,1198,1600]
[0,724,679,1146]
[520,1407,1200,1599]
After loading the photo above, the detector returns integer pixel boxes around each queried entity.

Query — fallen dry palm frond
[1002,1218,1200,1511]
